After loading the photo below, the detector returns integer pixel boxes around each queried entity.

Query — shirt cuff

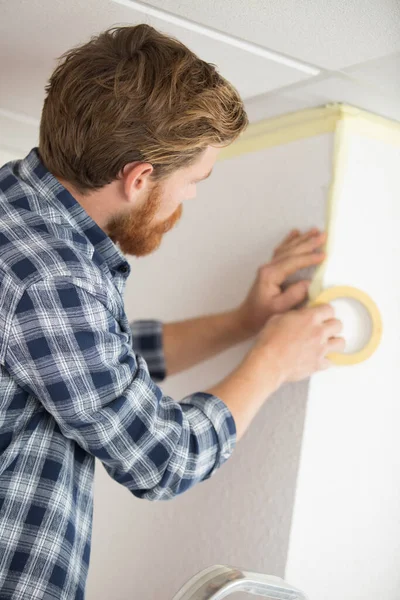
[181,392,237,478]
[130,319,167,382]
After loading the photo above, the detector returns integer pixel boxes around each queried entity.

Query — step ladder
[172,565,308,599]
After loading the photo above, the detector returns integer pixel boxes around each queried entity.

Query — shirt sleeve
[4,278,236,501]
[130,320,166,382]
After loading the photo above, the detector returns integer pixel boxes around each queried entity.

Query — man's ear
[121,162,154,203]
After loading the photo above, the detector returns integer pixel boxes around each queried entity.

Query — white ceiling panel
[243,94,319,124]
[144,0,400,70]
[282,72,400,123]
[344,52,400,99]
[0,0,314,123]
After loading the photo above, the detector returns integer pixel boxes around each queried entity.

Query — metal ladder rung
[172,565,308,599]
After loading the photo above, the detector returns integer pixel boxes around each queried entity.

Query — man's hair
[39,24,248,193]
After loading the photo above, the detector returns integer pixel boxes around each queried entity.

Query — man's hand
[206,303,344,439]
[236,228,326,337]
[162,228,327,377]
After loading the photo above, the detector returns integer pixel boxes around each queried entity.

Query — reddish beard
[107,186,183,257]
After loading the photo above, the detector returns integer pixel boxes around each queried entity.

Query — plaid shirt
[0,149,236,599]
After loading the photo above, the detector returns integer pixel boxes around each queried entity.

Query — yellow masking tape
[218,103,393,366]
[219,103,400,162]
[311,286,383,366]
[307,117,349,302]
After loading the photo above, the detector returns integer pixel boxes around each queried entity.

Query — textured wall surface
[286,130,400,599]
[86,134,333,599]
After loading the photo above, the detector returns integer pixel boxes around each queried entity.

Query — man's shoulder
[0,167,115,361]
[0,213,104,291]
[0,164,105,289]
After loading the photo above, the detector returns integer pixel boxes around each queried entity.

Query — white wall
[86,133,333,599]
[285,131,400,599]
[0,148,20,165]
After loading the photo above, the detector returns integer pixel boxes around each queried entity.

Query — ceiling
[144,0,400,69]
[0,0,399,155]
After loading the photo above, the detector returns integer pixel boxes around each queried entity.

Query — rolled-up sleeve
[4,278,236,500]
[130,319,166,382]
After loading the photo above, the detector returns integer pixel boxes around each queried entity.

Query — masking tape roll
[311,286,383,366]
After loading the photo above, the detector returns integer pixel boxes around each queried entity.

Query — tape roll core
[311,286,382,365]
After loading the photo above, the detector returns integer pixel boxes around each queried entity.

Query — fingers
[266,228,326,283]
[274,228,323,257]
[307,303,336,322]
[312,308,346,361]
[318,336,346,372]
[275,232,326,260]
[280,229,300,245]
[319,358,332,371]
[327,336,346,353]
[271,280,310,313]
[274,251,326,279]
[322,318,343,339]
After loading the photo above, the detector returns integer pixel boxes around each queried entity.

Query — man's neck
[57,177,120,235]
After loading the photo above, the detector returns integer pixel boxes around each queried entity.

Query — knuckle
[259,264,271,277]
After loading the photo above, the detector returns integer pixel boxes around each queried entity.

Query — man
[0,24,344,599]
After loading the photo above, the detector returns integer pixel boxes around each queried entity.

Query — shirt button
[119,264,129,274]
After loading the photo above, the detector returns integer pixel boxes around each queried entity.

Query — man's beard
[107,185,183,257]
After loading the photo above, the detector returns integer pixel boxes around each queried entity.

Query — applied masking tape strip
[308,114,383,365]
[219,104,400,162]
[310,286,383,366]
[219,105,340,161]
[307,117,350,302]
[216,103,394,365]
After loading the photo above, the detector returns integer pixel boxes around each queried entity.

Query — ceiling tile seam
[333,68,400,95]
[243,72,334,104]
[343,50,400,73]
[111,0,322,76]
[243,65,398,107]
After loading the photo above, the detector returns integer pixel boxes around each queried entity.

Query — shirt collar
[20,148,131,276]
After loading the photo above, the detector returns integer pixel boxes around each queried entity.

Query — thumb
[272,280,310,313]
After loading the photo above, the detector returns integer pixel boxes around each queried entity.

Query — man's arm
[142,229,328,378]
[5,278,236,500]
[162,309,251,376]
[131,311,250,380]
[129,314,244,381]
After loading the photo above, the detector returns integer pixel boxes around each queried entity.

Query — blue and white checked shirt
[0,149,236,599]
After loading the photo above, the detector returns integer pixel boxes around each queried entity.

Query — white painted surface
[1,0,400,134]
[86,134,333,599]
[283,73,400,123]
[286,133,400,599]
[112,0,319,75]
[344,51,400,99]
[145,0,400,69]
[0,0,313,125]
[0,147,21,166]
[0,113,39,158]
